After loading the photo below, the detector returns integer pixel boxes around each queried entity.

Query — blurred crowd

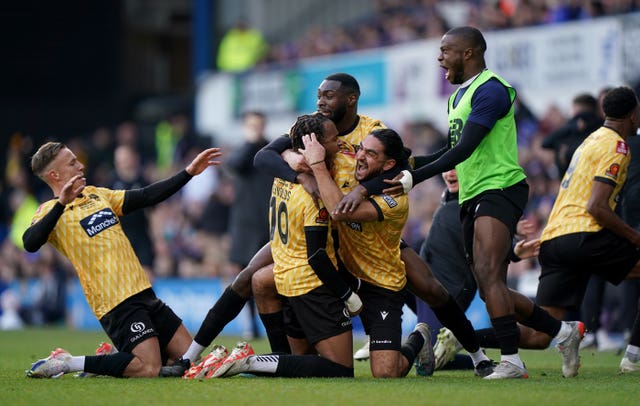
[253,0,640,67]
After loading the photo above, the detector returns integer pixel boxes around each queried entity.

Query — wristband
[309,160,325,166]
[399,170,413,193]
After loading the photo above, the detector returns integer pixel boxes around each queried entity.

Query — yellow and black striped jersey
[336,114,386,183]
[542,127,631,241]
[331,115,386,193]
[335,192,408,291]
[270,178,337,297]
[337,114,385,157]
[331,149,408,291]
[327,116,408,291]
[29,186,151,318]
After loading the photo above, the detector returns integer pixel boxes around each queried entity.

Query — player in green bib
[386,26,584,379]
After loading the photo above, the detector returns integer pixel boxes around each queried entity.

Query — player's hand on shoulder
[282,149,309,173]
[383,170,412,196]
[335,185,367,214]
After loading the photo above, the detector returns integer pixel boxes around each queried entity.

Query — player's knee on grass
[370,350,409,378]
[123,355,162,378]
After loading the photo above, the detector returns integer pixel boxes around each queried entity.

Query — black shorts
[357,281,405,352]
[459,180,528,262]
[283,285,352,345]
[537,230,640,310]
[99,288,182,354]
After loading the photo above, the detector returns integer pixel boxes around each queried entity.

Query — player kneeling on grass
[23,141,222,378]
[301,128,435,378]
[195,114,357,379]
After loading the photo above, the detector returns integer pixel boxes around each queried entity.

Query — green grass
[1,328,635,406]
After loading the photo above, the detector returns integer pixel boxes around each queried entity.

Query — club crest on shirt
[606,163,620,179]
[79,193,101,209]
[382,195,397,208]
[316,208,329,224]
[80,208,119,237]
[337,140,358,157]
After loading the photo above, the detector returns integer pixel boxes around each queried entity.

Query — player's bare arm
[300,133,378,222]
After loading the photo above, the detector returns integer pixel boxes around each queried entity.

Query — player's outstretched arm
[123,147,222,214]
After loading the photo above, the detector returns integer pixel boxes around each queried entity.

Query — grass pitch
[1,328,635,405]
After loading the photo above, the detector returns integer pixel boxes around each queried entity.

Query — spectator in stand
[225,111,272,339]
[542,93,602,176]
[110,145,155,279]
[217,18,268,72]
[17,245,67,326]
[155,113,196,176]
[259,0,640,65]
[115,121,155,165]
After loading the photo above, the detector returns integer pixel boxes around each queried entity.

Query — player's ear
[464,47,474,60]
[47,169,58,181]
[383,158,396,172]
[347,93,358,107]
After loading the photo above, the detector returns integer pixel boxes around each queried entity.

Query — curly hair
[289,113,332,151]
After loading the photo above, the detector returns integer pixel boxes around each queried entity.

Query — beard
[330,104,347,124]
[356,164,384,182]
[450,62,466,85]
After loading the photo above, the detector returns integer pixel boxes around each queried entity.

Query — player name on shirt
[272,179,293,201]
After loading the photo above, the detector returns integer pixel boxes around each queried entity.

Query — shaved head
[445,26,487,54]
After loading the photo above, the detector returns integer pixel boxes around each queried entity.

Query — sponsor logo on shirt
[346,222,362,232]
[130,321,146,332]
[80,208,119,237]
[382,195,397,208]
